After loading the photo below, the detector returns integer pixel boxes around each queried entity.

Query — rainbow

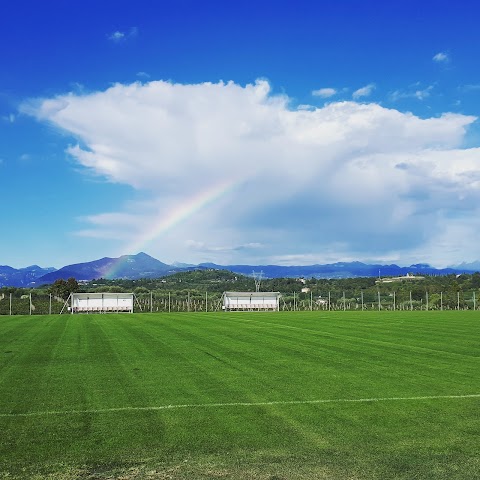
[104,178,240,278]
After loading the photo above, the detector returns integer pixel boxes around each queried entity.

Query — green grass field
[1,311,479,479]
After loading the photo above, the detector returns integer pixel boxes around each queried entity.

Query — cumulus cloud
[312,87,337,98]
[352,84,375,99]
[433,52,450,63]
[23,79,480,266]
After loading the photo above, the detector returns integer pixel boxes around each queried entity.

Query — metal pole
[426,291,429,311]
[168,292,171,313]
[457,291,460,310]
[393,291,396,311]
[150,291,153,313]
[441,292,443,311]
[361,291,364,310]
[188,291,190,312]
[474,291,476,310]
[29,292,32,315]
[310,290,313,311]
[49,294,52,315]
[343,291,346,311]
[378,290,381,311]
[410,291,413,311]
[205,291,208,313]
[9,293,12,316]
[328,291,331,311]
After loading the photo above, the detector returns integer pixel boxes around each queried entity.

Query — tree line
[2,270,480,313]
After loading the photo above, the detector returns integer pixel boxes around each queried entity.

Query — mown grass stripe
[2,393,479,417]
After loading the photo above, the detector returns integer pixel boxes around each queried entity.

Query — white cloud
[108,27,138,43]
[390,84,434,101]
[108,31,125,42]
[2,113,15,123]
[136,71,150,79]
[312,87,337,98]
[185,240,264,253]
[352,84,375,99]
[461,84,480,92]
[297,104,315,111]
[23,79,480,266]
[433,52,450,63]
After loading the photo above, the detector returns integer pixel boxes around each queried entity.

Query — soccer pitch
[1,312,479,479]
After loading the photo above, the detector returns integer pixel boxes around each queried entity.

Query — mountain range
[1,252,479,288]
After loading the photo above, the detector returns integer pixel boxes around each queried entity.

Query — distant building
[376,273,425,284]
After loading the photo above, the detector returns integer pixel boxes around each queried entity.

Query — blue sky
[2,0,480,269]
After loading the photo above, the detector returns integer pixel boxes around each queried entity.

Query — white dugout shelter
[68,293,135,313]
[223,291,280,311]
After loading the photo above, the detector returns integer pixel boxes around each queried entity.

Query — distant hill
[37,252,173,284]
[453,260,480,272]
[0,265,56,288]
[197,261,464,279]
[1,253,479,288]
